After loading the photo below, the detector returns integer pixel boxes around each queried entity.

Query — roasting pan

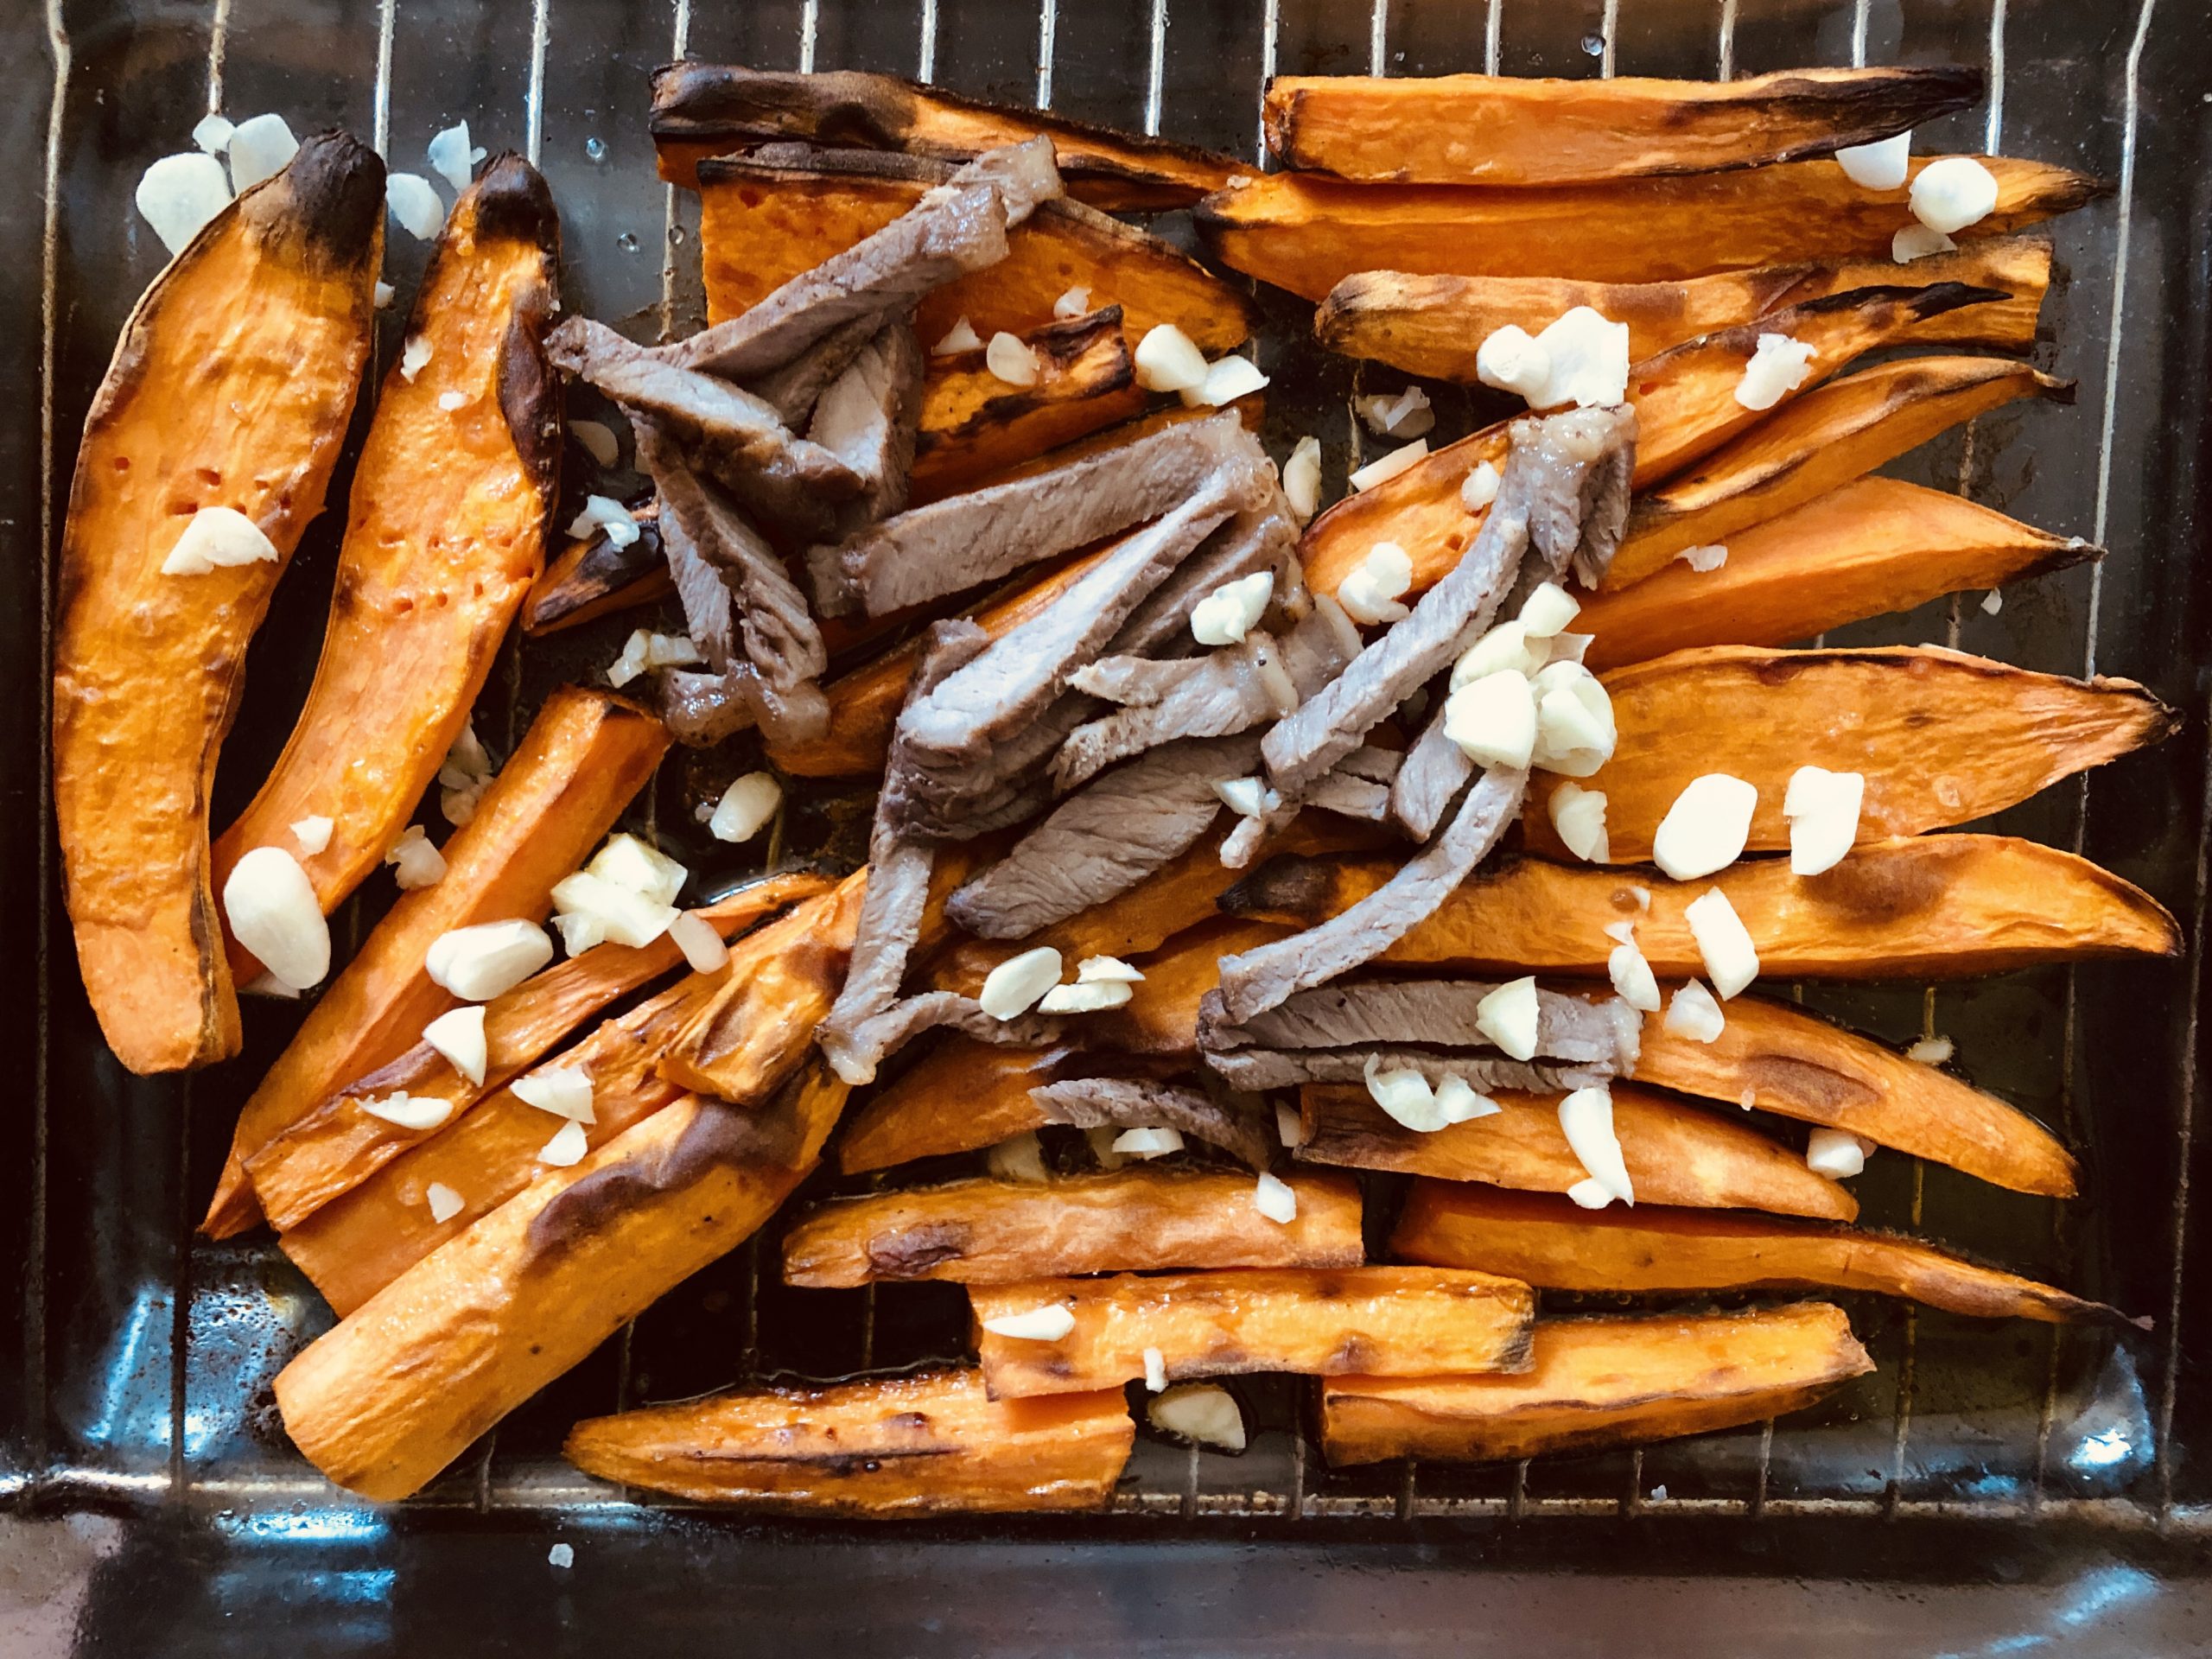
[4,0,2209,1650]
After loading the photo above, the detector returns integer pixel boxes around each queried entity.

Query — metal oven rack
[5,0,2210,1647]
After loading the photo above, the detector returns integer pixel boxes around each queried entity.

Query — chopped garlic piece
[1253,1171,1298,1224]
[1907,1035,1955,1066]
[239,972,300,1001]
[1676,543,1728,573]
[1460,458,1502,512]
[1835,130,1911,191]
[1435,1073,1502,1124]
[1276,1102,1305,1149]
[1475,976,1541,1061]
[1213,776,1281,819]
[1183,353,1269,407]
[669,911,730,975]
[1982,588,2004,615]
[708,772,782,843]
[385,823,447,889]
[551,912,606,957]
[1685,888,1760,998]
[1910,156,2000,234]
[1084,1125,1129,1173]
[437,390,467,412]
[1143,1346,1168,1393]
[1134,323,1208,392]
[1567,1176,1616,1210]
[385,172,446,240]
[1452,620,1547,689]
[161,505,278,575]
[425,919,554,1001]
[1346,439,1427,493]
[1548,782,1610,863]
[1149,1383,1247,1452]
[1191,569,1274,645]
[1629,885,1652,911]
[552,871,677,950]
[1806,1127,1875,1179]
[588,833,686,906]
[1664,979,1726,1043]
[932,316,982,355]
[1053,284,1092,319]
[1037,979,1134,1014]
[359,1091,454,1131]
[399,333,433,382]
[1535,306,1632,408]
[426,1182,465,1224]
[227,112,300,190]
[1335,541,1414,625]
[426,119,477,194]
[1603,920,1637,946]
[374,281,394,309]
[1357,385,1434,438]
[1893,222,1958,263]
[289,816,334,855]
[1476,324,1552,402]
[1111,1126,1184,1159]
[422,1005,488,1086]
[537,1119,588,1166]
[1783,765,1865,876]
[192,112,236,154]
[1530,660,1617,778]
[979,947,1063,1019]
[1518,582,1581,639]
[222,846,330,992]
[985,330,1040,387]
[1735,333,1817,411]
[1077,955,1144,984]
[1559,1086,1633,1205]
[1365,1055,1436,1125]
[988,1130,1050,1185]
[568,493,641,549]
[1445,671,1537,769]
[982,1304,1077,1341]
[1608,938,1662,1014]
[1652,773,1758,880]
[1281,435,1323,522]
[569,419,620,468]
[136,152,232,255]
[513,1065,595,1123]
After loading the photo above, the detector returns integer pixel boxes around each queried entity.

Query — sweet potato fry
[698,149,1254,348]
[566,1368,1134,1514]
[276,1066,849,1501]
[971,1266,1535,1399]
[1225,836,2179,980]
[54,132,385,1074]
[1573,478,2093,672]
[1525,646,2174,863]
[206,687,669,1236]
[1391,1185,2138,1325]
[1313,238,2052,373]
[1263,66,1978,187]
[1633,990,2075,1196]
[522,508,671,635]
[839,1040,1071,1175]
[246,872,829,1232]
[1611,356,2072,583]
[210,158,562,985]
[1297,1084,1855,1221]
[1319,1304,1872,1465]
[784,1167,1365,1287]
[652,61,1238,209]
[1195,156,2101,299]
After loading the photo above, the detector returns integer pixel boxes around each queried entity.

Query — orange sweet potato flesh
[520,523,672,634]
[1297,1084,1856,1221]
[53,133,385,1074]
[1264,67,1977,187]
[1632,989,2075,1197]
[1391,1185,2137,1325]
[1314,238,2052,373]
[210,157,562,985]
[276,1066,849,1501]
[246,871,830,1233]
[698,155,1254,349]
[783,1167,1366,1287]
[1611,357,2073,583]
[1318,1303,1872,1465]
[1196,155,2101,299]
[1226,836,2180,981]
[840,1041,1068,1175]
[1525,645,2175,863]
[972,1266,1536,1399]
[566,1367,1134,1515]
[651,61,1237,210]
[1574,478,2093,672]
[207,686,669,1236]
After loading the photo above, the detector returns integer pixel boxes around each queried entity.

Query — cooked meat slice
[1204,1046,1610,1096]
[944,735,1261,938]
[745,314,883,429]
[659,499,738,673]
[1052,635,1299,793]
[830,990,1062,1069]
[818,410,1263,617]
[880,693,1095,844]
[1304,765,1394,823]
[1216,766,1529,1024]
[1202,981,1639,1069]
[948,137,1065,224]
[807,321,924,525]
[1274,594,1364,696]
[1219,732,1403,867]
[1113,505,1298,655]
[658,664,830,749]
[1262,406,1637,798]
[1029,1077,1276,1170]
[1390,697,1471,841]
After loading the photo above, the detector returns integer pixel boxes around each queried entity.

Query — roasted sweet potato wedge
[1633,990,2075,1196]
[910,308,1144,503]
[1525,646,2174,864]
[207,686,669,1236]
[276,1066,849,1501]
[1297,1084,1855,1221]
[971,1266,1535,1399]
[210,157,562,985]
[1391,1185,2138,1325]
[1314,238,2053,373]
[1574,478,2093,672]
[246,872,829,1233]
[839,1040,1070,1175]
[522,505,671,635]
[1319,1303,1872,1465]
[54,131,385,1074]
[652,61,1238,209]
[1226,836,2179,980]
[1263,67,1977,187]
[784,1167,1365,1287]
[1611,357,2073,583]
[698,150,1254,349]
[1195,156,2101,298]
[567,1368,1134,1514]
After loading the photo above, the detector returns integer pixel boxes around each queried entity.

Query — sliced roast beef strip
[1052,634,1298,793]
[1028,1077,1275,1170]
[1303,763,1395,823]
[1201,980,1639,1070]
[658,496,738,674]
[1204,1046,1610,1096]
[658,664,830,749]
[944,734,1260,938]
[1274,594,1364,696]
[818,410,1262,617]
[1390,697,1471,841]
[741,314,881,428]
[807,320,924,526]
[1112,504,1298,655]
[1216,765,1529,1024]
[1261,406,1637,798]
[829,992,1063,1073]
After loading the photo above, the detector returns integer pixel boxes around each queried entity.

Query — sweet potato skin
[1390,1185,2135,1325]
[1196,156,2101,298]
[1297,1084,1857,1221]
[276,1067,849,1502]
[1526,646,2174,863]
[1319,1304,1872,1465]
[839,1040,1066,1175]
[972,1266,1536,1398]
[522,513,672,634]
[1224,837,2180,980]
[784,1168,1366,1287]
[566,1368,1134,1514]
[54,132,385,1074]
[1573,478,2093,672]
[1264,67,1978,186]
[208,687,670,1236]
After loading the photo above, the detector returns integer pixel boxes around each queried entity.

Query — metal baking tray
[4,0,2209,1649]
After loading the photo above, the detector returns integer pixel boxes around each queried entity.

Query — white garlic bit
[426,120,478,194]
[1475,976,1541,1061]
[1676,543,1729,573]
[426,1181,466,1224]
[1834,129,1911,191]
[1335,541,1414,625]
[537,1118,589,1166]
[1357,385,1434,438]
[385,172,446,240]
[1608,939,1662,1014]
[1149,1383,1248,1452]
[424,919,555,1001]
[1558,1085,1634,1206]
[1142,1346,1169,1393]
[985,330,1041,387]
[1806,1127,1877,1179]
[982,1305,1077,1342]
[987,1131,1050,1185]
[1548,782,1611,863]
[1475,324,1553,402]
[385,823,448,890]
[1077,956,1144,984]
[1452,620,1548,689]
[1036,979,1135,1014]
[1663,979,1727,1044]
[1535,306,1632,408]
[1346,438,1428,494]
[1910,156,2000,235]
[1111,1126,1184,1160]
[399,333,434,383]
[1892,223,1959,264]
[1459,458,1503,512]
[422,1004,489,1087]
[708,772,783,843]
[513,1065,596,1124]
[1276,1101,1306,1149]
[567,493,641,550]
[290,816,334,856]
[1734,333,1817,411]
[979,947,1063,1020]
[359,1091,454,1132]
[227,113,300,191]
[192,113,236,155]
[931,316,983,355]
[1212,776,1281,819]
[1053,284,1092,319]
[1783,765,1866,876]
[1281,435,1324,523]
[1253,1171,1298,1224]
[1685,888,1761,999]
[1529,659,1617,779]
[1518,581,1581,639]
[588,833,687,906]
[668,911,731,975]
[1183,353,1269,408]
[137,152,233,255]
[1907,1035,1955,1066]
[1191,570,1274,645]
[550,870,678,950]
[1567,1176,1617,1211]
[569,419,620,468]
[1445,671,1537,769]
[1652,773,1759,880]
[223,846,332,991]
[1133,323,1208,392]
[160,506,279,575]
